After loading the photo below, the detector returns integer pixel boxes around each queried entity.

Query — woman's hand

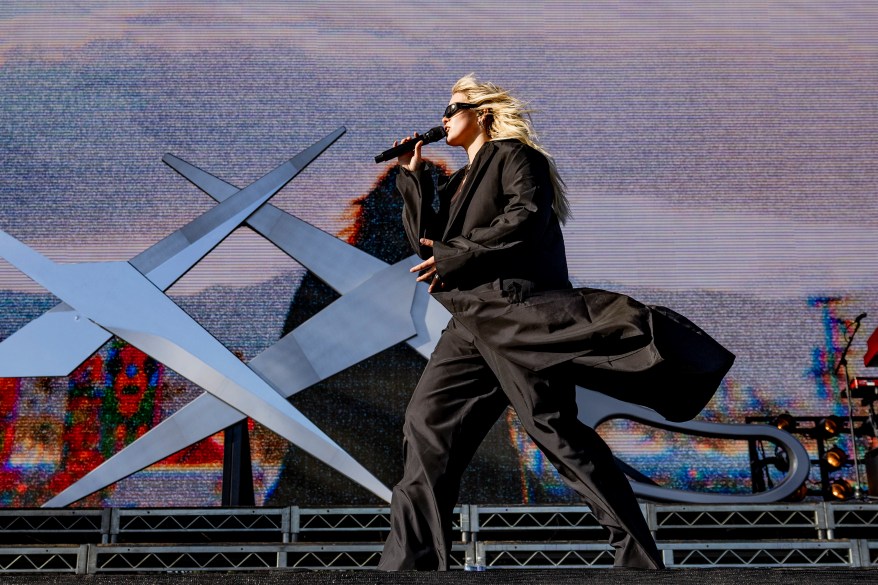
[395,132,424,171]
[411,238,443,292]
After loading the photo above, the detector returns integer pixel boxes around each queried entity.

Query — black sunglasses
[443,102,478,119]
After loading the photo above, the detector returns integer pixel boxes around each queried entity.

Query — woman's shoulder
[491,139,549,167]
[492,138,530,151]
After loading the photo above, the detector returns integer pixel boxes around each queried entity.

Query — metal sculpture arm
[162,154,451,357]
[0,129,346,378]
[0,303,112,377]
[576,387,811,503]
[44,257,421,507]
[162,153,387,295]
[1,231,390,506]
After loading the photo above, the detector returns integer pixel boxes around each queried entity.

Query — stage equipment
[824,446,849,470]
[772,412,797,432]
[0,129,392,506]
[845,378,878,498]
[577,388,810,503]
[833,312,870,499]
[785,481,809,502]
[864,324,878,367]
[830,479,853,500]
[222,420,255,507]
[816,416,843,438]
[223,350,254,506]
[768,447,790,472]
[866,448,878,497]
[3,502,878,572]
[749,415,869,500]
[845,377,878,407]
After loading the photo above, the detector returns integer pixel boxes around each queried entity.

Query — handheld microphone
[374,126,446,163]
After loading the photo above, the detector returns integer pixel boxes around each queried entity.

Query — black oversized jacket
[396,139,734,422]
[396,139,569,292]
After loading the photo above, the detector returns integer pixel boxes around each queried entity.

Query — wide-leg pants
[378,318,664,570]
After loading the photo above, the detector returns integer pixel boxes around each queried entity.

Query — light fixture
[783,481,808,502]
[829,479,853,500]
[816,415,843,438]
[771,413,797,433]
[823,446,848,469]
[771,447,790,472]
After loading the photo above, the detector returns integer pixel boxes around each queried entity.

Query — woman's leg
[379,320,509,570]
[476,339,664,569]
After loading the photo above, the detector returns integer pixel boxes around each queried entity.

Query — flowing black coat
[397,139,734,422]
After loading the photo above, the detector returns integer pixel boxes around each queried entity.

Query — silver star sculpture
[0,128,394,504]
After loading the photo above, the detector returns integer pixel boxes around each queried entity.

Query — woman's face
[443,91,482,148]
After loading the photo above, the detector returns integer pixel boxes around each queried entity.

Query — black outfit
[378,140,733,570]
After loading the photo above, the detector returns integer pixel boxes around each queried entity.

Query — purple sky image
[0,1,877,504]
[1,1,875,298]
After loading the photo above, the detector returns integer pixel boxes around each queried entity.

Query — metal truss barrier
[0,503,875,573]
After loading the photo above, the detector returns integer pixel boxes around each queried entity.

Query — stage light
[783,481,808,502]
[829,479,853,500]
[771,448,790,472]
[816,416,843,438]
[823,446,848,469]
[772,413,797,432]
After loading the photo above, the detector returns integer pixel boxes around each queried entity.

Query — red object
[115,345,150,417]
[865,326,878,367]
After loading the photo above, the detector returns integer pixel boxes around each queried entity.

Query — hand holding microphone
[374,126,446,167]
[397,133,424,172]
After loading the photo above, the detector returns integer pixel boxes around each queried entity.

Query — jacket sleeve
[432,146,554,285]
[396,165,444,260]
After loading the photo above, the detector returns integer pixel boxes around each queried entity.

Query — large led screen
[1,1,877,507]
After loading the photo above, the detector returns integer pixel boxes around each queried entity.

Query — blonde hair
[451,74,570,224]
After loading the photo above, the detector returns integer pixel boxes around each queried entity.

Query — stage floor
[1,568,878,585]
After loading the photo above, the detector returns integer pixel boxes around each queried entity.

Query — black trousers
[378,318,664,570]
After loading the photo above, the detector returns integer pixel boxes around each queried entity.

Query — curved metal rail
[576,387,811,503]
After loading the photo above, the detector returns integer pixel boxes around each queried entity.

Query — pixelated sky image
[2,1,875,297]
[1,1,877,506]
